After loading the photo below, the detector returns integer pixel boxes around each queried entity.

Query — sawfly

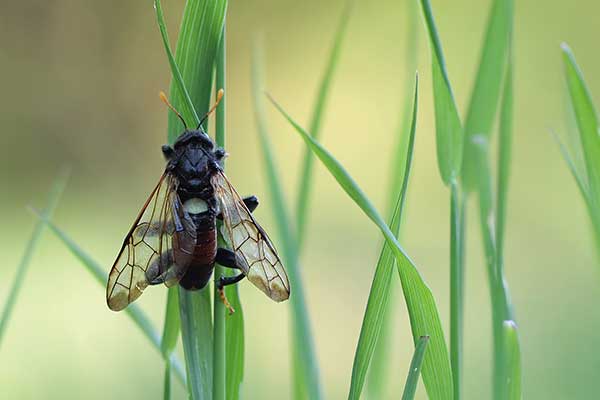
[106,90,290,313]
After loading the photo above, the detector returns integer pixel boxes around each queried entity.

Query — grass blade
[496,58,513,274]
[179,289,213,400]
[164,362,172,400]
[161,288,180,400]
[0,170,69,349]
[225,281,244,400]
[269,94,453,400]
[367,2,419,395]
[401,336,430,400]
[502,321,521,400]
[164,0,227,141]
[561,43,600,248]
[155,1,227,398]
[462,0,513,192]
[213,26,229,400]
[551,130,590,201]
[155,0,200,127]
[419,1,472,395]
[562,43,600,198]
[348,76,418,400]
[252,42,322,400]
[32,214,186,386]
[161,289,181,357]
[419,0,463,186]
[449,181,463,400]
[295,0,354,247]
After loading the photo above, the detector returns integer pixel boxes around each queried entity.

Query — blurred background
[1,0,599,398]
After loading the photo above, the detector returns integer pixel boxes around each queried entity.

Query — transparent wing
[212,171,290,302]
[106,173,195,311]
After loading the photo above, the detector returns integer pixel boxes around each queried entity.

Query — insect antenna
[197,88,224,129]
[159,91,188,130]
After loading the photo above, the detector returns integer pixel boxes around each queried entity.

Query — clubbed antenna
[159,91,188,130]
[197,88,224,129]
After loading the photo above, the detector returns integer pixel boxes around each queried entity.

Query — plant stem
[0,169,69,348]
[450,181,463,400]
[213,24,227,400]
[179,288,213,399]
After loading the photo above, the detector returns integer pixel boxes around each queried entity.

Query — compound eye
[199,134,214,150]
[162,145,174,159]
[214,148,227,159]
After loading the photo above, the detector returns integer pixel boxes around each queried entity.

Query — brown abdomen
[192,228,217,265]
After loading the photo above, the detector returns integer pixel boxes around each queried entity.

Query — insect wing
[106,173,195,311]
[212,171,290,302]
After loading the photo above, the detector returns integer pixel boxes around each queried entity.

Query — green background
[1,0,598,398]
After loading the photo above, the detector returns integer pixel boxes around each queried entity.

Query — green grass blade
[562,43,600,195]
[161,288,180,400]
[252,42,322,400]
[213,26,228,400]
[166,0,227,142]
[562,43,600,247]
[155,1,227,398]
[225,281,244,400]
[269,95,453,400]
[419,0,463,186]
[161,288,181,357]
[164,362,171,400]
[502,321,521,400]
[155,0,200,127]
[449,181,463,400]
[551,130,591,206]
[367,2,419,395]
[496,58,513,273]
[295,0,354,247]
[179,289,213,400]
[0,170,69,349]
[348,76,418,400]
[401,336,430,400]
[386,1,420,212]
[552,129,590,198]
[32,214,186,386]
[462,0,513,191]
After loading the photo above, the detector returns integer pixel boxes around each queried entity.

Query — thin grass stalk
[419,2,465,396]
[163,362,171,400]
[367,2,419,396]
[269,94,454,400]
[449,181,463,400]
[347,77,419,400]
[496,51,519,400]
[0,170,69,348]
[213,24,227,400]
[252,42,322,400]
[295,0,354,248]
[33,215,187,385]
[401,336,430,400]
[161,287,181,400]
[214,30,244,400]
[154,0,227,397]
[476,171,513,399]
[561,43,600,255]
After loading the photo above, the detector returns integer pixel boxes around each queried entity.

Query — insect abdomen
[178,204,217,291]
[192,227,217,265]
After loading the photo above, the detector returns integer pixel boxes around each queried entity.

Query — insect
[106,90,290,313]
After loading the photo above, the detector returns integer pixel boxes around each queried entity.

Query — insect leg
[217,273,246,289]
[146,250,175,285]
[216,273,246,315]
[243,195,259,213]
[215,248,238,268]
[216,195,259,220]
